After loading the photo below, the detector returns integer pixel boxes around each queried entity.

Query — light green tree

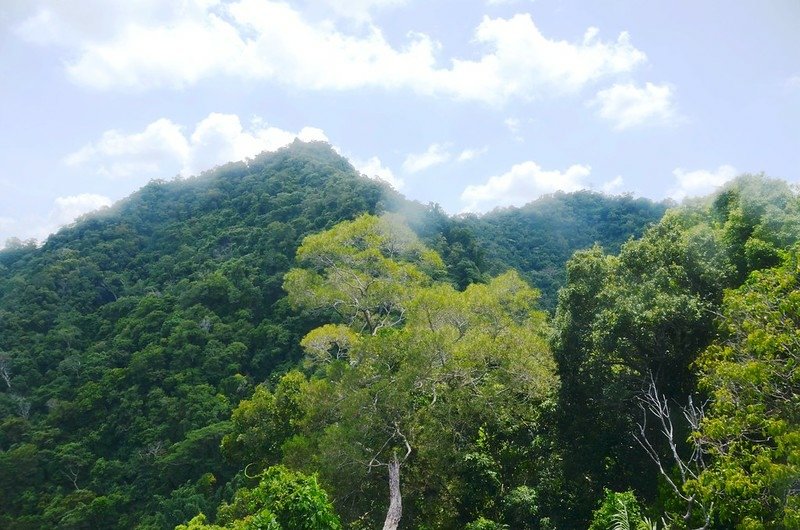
[689,248,800,529]
[283,214,557,530]
[176,465,341,530]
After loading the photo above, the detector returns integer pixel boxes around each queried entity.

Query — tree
[283,214,557,529]
[551,190,774,523]
[588,489,647,530]
[221,371,307,471]
[177,465,341,530]
[551,175,800,527]
[688,250,800,528]
[283,212,445,335]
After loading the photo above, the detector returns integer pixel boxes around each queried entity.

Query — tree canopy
[277,214,558,529]
[2,142,792,530]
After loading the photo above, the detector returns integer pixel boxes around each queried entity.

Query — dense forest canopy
[1,142,797,529]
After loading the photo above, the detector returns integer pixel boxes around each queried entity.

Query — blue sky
[1,0,799,244]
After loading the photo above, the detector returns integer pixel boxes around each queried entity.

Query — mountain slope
[0,141,401,529]
[464,191,668,308]
[0,142,665,529]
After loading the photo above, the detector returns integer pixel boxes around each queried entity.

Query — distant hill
[464,191,669,308]
[0,141,666,528]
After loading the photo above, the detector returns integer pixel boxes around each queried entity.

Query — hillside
[0,141,402,528]
[465,191,668,309]
[0,142,671,529]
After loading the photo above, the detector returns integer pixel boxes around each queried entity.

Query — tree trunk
[382,455,403,530]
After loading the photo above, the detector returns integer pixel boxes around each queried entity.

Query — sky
[1,0,799,244]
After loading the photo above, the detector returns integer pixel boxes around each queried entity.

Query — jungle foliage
[1,141,796,529]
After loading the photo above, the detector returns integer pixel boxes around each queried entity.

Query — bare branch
[634,372,713,529]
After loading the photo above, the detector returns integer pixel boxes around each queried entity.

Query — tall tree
[552,175,800,525]
[283,214,557,529]
[689,249,800,528]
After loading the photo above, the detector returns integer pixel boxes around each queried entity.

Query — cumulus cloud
[403,143,452,173]
[16,194,113,244]
[438,17,645,103]
[65,118,190,179]
[668,164,738,201]
[352,156,404,189]
[65,112,328,179]
[14,1,647,103]
[601,175,624,194]
[0,192,118,245]
[461,161,591,212]
[185,113,327,175]
[50,194,112,226]
[590,82,678,130]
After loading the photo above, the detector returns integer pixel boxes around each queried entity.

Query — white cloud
[601,175,624,194]
[184,113,327,175]
[12,194,114,243]
[50,194,112,226]
[352,156,404,189]
[786,75,800,90]
[461,161,591,212]
[65,118,190,179]
[15,2,647,104]
[457,147,489,162]
[590,82,678,130]
[668,164,738,201]
[14,1,243,90]
[403,143,452,173]
[65,112,328,179]
[13,1,192,45]
[14,113,337,245]
[431,16,646,103]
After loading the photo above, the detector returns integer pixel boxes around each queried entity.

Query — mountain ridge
[0,140,667,529]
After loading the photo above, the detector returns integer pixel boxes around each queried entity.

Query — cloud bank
[668,165,738,201]
[16,1,647,104]
[352,156,404,189]
[66,113,328,179]
[590,82,678,130]
[461,161,592,212]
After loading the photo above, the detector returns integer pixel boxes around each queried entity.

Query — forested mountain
[1,142,796,529]
[463,191,667,309]
[0,141,401,529]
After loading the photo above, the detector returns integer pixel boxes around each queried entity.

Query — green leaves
[285,214,445,335]
[299,324,361,367]
[221,372,307,472]
[281,215,557,528]
[0,143,400,528]
[588,490,645,530]
[689,249,800,528]
[177,466,341,530]
[553,175,800,525]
